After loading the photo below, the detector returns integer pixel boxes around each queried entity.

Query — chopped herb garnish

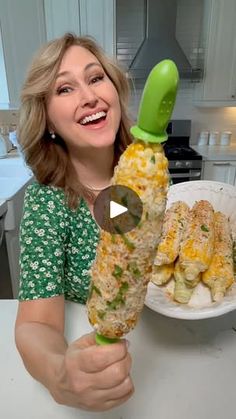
[122,234,135,250]
[88,283,101,299]
[127,261,141,279]
[114,225,135,250]
[111,234,116,243]
[137,221,143,229]
[107,281,129,310]
[129,212,141,225]
[107,295,125,310]
[93,284,102,296]
[150,155,156,164]
[145,212,149,220]
[88,282,94,300]
[114,225,123,234]
[112,264,123,279]
[120,281,129,292]
[97,311,106,320]
[201,224,209,232]
[121,194,128,207]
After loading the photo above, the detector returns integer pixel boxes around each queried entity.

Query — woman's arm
[15,296,134,411]
[15,296,66,388]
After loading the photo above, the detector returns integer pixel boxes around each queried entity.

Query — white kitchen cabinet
[202,161,236,186]
[80,0,115,57]
[195,0,236,107]
[44,0,81,39]
[0,0,46,107]
[44,0,115,56]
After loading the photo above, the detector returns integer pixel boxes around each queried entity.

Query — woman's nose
[79,84,98,107]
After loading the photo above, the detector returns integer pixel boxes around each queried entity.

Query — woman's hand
[51,332,134,411]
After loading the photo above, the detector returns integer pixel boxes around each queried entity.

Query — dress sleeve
[18,183,67,300]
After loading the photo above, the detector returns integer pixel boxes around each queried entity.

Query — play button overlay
[110,201,127,218]
[94,185,143,234]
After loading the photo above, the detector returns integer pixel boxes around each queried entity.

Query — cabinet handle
[213,162,230,166]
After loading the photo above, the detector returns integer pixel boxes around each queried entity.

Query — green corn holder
[95,333,120,345]
[96,59,179,346]
[130,59,179,143]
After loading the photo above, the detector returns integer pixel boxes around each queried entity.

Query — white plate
[144,180,236,320]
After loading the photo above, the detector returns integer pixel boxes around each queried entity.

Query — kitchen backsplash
[129,85,236,144]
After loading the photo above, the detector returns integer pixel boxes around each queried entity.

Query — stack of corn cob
[151,199,235,304]
[87,60,179,341]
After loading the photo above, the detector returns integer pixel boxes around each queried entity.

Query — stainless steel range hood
[129,0,203,81]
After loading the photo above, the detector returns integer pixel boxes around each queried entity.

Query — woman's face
[47,45,121,151]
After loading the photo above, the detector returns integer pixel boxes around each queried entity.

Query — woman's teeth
[80,111,107,125]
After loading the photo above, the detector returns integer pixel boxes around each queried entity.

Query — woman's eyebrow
[84,62,103,72]
[56,62,103,80]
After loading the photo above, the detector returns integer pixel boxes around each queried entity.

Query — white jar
[209,131,219,146]
[198,131,209,146]
[220,131,232,146]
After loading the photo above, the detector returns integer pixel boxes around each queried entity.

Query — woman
[15,32,134,412]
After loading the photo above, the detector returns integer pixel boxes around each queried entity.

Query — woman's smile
[78,109,107,130]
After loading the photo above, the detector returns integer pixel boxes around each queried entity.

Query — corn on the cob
[179,200,214,281]
[202,211,234,302]
[154,201,189,266]
[87,142,169,338]
[151,262,174,286]
[173,259,200,304]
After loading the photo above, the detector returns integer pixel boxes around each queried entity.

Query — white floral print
[19,183,100,303]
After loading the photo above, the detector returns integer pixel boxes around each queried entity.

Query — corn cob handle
[173,259,201,304]
[87,60,179,344]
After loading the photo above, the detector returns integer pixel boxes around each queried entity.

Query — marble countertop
[192,143,236,161]
[2,300,236,419]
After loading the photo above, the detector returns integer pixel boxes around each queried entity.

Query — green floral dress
[18,182,100,303]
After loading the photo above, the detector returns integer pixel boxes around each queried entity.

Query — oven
[164,120,202,185]
[168,160,202,184]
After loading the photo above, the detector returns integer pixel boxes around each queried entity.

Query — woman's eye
[57,86,73,95]
[90,74,104,84]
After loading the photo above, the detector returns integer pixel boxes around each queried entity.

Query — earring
[50,131,56,139]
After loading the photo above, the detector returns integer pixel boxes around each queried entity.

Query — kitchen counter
[0,155,33,200]
[192,144,236,161]
[2,300,236,419]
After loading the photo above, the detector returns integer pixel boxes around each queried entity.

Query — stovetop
[163,137,202,161]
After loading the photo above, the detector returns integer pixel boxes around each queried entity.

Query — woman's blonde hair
[18,32,133,208]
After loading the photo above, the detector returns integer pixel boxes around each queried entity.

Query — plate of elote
[145,180,236,319]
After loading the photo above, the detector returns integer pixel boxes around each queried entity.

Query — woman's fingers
[95,377,135,411]
[102,375,134,402]
[104,390,134,411]
[72,332,97,349]
[91,352,132,389]
[69,339,128,373]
